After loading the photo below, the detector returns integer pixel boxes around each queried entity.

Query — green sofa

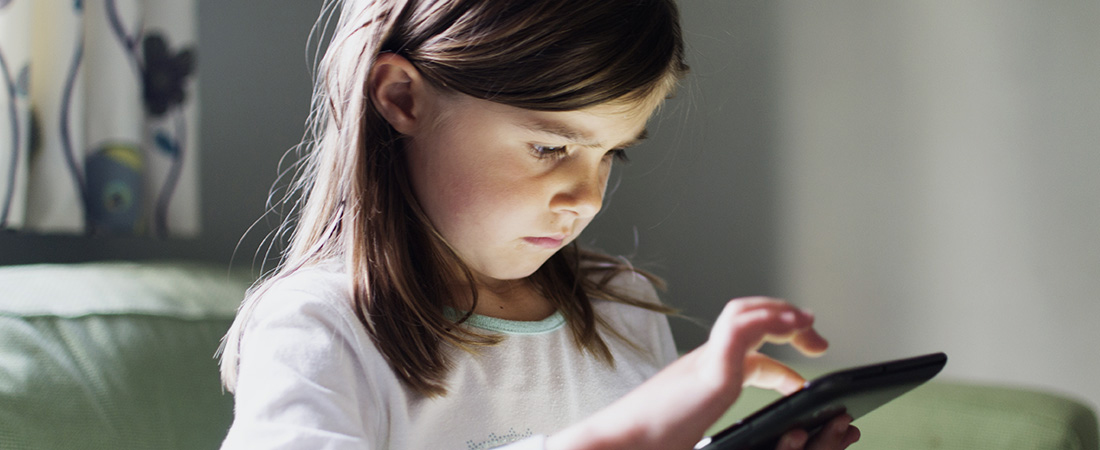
[0,262,250,450]
[1,261,1097,449]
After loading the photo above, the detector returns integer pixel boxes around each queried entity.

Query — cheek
[444,173,536,226]
[411,159,469,226]
[410,152,522,235]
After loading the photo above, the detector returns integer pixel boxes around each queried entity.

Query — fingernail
[781,311,798,323]
[781,432,807,449]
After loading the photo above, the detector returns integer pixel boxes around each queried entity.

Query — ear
[369,53,427,135]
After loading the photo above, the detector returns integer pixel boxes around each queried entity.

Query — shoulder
[588,268,662,311]
[576,250,664,308]
[224,261,401,447]
[587,270,671,340]
[244,260,357,331]
[585,269,679,368]
[233,260,403,409]
[597,268,661,303]
[235,260,385,379]
[256,260,352,307]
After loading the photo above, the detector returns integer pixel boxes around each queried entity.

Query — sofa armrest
[708,378,1099,450]
[0,261,253,450]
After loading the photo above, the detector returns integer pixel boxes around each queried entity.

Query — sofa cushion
[0,261,253,450]
[709,371,1099,450]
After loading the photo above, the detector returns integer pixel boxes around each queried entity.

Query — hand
[701,297,829,403]
[775,414,861,450]
[547,297,830,450]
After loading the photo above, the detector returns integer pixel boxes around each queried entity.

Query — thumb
[743,352,806,396]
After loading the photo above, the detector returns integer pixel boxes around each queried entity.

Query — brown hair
[221,0,688,397]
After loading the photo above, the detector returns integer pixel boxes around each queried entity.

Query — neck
[457,277,556,322]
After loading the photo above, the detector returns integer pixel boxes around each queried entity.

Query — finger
[761,330,828,357]
[806,415,855,450]
[718,296,793,312]
[745,304,826,358]
[729,310,814,362]
[841,426,860,447]
[727,299,815,339]
[759,326,828,357]
[714,297,808,326]
[776,429,809,450]
[743,352,806,395]
[791,327,829,357]
[710,299,816,358]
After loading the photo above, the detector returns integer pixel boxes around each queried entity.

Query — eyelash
[530,145,630,163]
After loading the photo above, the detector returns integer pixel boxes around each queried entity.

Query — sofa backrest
[0,261,253,450]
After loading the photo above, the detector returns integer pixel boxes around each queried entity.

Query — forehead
[431,90,664,146]
[502,96,656,130]
[518,103,654,147]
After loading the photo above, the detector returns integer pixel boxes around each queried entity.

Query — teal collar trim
[444,307,565,335]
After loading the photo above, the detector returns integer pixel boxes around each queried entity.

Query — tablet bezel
[695,352,948,450]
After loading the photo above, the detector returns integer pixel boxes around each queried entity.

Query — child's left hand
[775,414,861,450]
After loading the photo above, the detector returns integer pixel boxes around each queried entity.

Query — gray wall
[774,1,1100,411]
[598,1,1100,412]
[583,1,783,351]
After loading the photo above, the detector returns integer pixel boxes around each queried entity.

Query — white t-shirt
[221,262,678,450]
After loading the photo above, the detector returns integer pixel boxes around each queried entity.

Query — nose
[549,159,606,219]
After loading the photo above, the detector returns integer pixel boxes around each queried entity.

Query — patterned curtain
[0,0,199,237]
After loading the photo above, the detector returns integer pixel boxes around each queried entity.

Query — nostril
[551,190,602,217]
[550,161,609,217]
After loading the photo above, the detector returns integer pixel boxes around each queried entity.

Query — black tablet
[694,352,948,450]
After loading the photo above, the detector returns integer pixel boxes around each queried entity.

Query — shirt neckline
[444,307,565,335]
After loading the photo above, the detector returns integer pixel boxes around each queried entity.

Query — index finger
[743,352,806,395]
[762,326,828,357]
[756,309,827,357]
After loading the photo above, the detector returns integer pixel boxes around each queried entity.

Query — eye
[606,148,630,163]
[530,144,568,160]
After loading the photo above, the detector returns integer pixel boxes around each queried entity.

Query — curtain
[0,0,199,237]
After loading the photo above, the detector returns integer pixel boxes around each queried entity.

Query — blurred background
[1,0,1096,413]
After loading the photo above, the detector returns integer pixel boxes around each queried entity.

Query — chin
[493,267,542,281]
[482,259,549,281]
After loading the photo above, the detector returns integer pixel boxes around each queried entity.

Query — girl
[219,1,860,449]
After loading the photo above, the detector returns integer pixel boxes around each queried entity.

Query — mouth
[523,235,567,249]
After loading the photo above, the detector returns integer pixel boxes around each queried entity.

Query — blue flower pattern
[0,0,197,235]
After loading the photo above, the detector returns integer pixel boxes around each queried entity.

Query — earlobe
[369,53,424,135]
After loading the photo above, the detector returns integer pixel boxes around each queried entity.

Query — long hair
[221,0,688,398]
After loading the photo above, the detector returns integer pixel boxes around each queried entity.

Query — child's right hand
[547,297,858,450]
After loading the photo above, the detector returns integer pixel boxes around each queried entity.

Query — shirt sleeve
[221,280,380,450]
[654,311,679,366]
[603,269,681,367]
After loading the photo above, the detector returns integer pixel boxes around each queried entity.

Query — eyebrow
[521,119,649,149]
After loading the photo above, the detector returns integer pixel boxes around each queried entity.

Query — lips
[523,235,566,248]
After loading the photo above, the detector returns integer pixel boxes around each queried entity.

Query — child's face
[405,94,657,286]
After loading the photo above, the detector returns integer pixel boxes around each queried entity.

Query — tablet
[694,352,948,450]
